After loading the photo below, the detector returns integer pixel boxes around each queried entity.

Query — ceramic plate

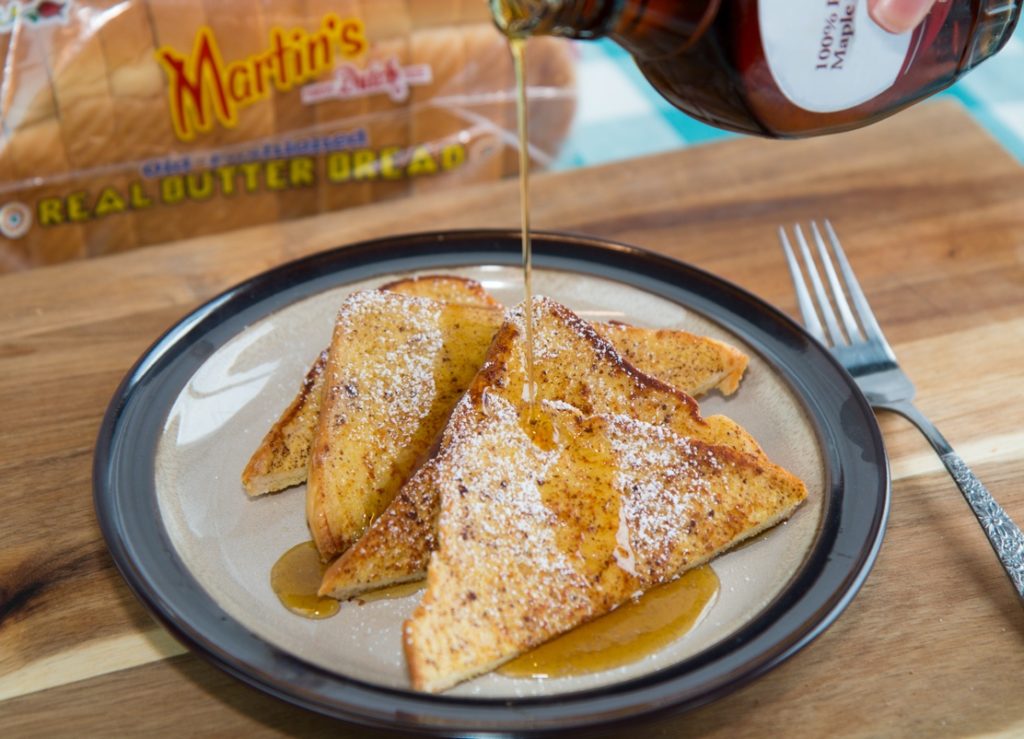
[94,230,889,735]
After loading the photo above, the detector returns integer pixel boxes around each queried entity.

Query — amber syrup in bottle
[493,0,1021,138]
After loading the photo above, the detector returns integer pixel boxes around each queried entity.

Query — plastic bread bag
[0,0,576,270]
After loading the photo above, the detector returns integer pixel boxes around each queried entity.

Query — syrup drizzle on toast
[511,37,537,412]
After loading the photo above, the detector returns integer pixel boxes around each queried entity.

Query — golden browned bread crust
[306,291,501,559]
[377,275,502,307]
[401,298,806,692]
[241,350,328,497]
[593,322,747,396]
[320,458,445,598]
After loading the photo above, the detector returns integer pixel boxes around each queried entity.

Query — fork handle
[882,400,1024,600]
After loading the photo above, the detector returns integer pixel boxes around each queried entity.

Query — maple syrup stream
[511,37,537,409]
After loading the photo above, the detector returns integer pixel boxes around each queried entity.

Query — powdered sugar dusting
[431,393,591,635]
[331,290,444,441]
[601,415,725,579]
[438,394,562,548]
[308,290,453,556]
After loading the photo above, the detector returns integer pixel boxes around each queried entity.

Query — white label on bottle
[759,0,914,113]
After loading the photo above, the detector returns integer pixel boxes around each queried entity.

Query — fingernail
[870,0,933,33]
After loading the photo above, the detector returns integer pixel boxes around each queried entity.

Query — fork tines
[778,220,887,352]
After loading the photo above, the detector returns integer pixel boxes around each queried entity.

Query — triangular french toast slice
[240,350,329,497]
[320,319,749,599]
[241,276,500,497]
[400,298,807,692]
[592,322,746,396]
[306,291,502,560]
[243,281,747,498]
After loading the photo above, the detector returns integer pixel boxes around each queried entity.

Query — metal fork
[779,220,1024,599]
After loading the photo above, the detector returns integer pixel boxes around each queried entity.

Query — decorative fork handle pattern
[941,453,1024,598]
[885,400,1024,600]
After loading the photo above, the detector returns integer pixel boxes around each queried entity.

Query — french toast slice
[404,400,807,692]
[592,322,746,396]
[306,291,501,560]
[243,280,747,498]
[400,298,806,692]
[241,276,500,497]
[319,319,749,599]
[240,350,329,497]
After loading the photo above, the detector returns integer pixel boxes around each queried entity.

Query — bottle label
[758,0,914,113]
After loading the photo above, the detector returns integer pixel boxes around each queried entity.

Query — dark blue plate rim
[93,229,889,735]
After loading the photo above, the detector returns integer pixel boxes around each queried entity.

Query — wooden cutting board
[2,99,1023,737]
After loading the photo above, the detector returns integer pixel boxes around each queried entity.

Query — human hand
[869,0,947,33]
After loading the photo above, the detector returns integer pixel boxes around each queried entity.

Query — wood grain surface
[2,100,1023,737]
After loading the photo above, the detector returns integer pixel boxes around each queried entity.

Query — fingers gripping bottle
[491,0,1021,137]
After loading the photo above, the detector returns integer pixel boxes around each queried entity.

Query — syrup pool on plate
[500,566,720,678]
[271,541,339,619]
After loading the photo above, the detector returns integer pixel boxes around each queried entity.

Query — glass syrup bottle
[491,0,1021,137]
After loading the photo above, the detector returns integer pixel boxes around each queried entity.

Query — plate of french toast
[94,230,889,734]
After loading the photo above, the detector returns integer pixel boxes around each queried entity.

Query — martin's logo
[1,0,71,32]
[156,13,366,142]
